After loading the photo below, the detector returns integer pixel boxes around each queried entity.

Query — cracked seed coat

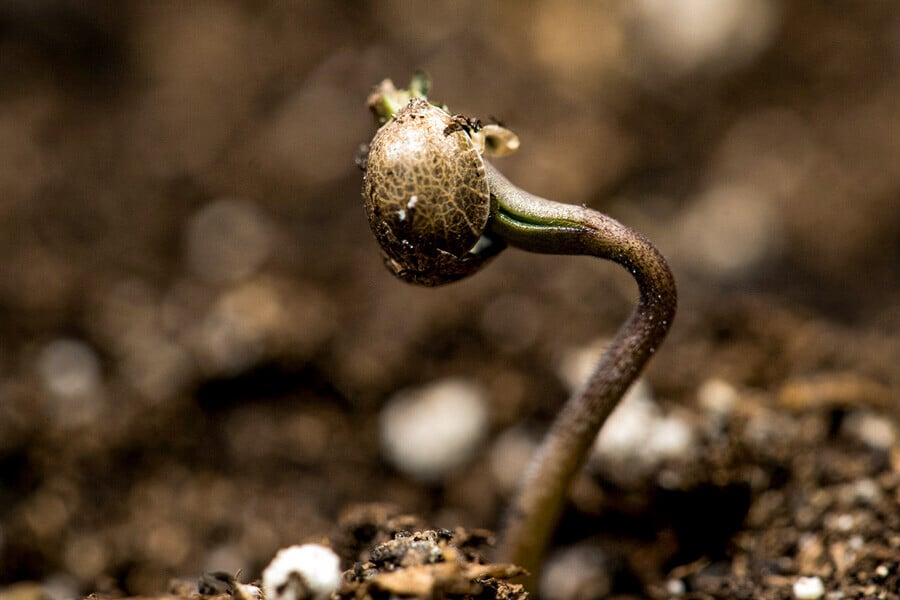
[363,98,491,286]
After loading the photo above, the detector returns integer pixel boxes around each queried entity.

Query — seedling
[361,75,677,587]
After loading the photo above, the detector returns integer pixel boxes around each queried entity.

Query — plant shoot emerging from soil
[360,74,677,588]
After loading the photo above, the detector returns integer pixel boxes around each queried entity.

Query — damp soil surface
[0,2,898,600]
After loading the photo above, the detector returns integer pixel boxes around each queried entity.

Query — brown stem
[485,162,677,585]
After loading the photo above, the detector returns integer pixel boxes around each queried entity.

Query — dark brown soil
[0,2,898,599]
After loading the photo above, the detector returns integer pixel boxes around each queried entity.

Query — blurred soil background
[0,1,898,598]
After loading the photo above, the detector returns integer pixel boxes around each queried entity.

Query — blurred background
[0,1,898,597]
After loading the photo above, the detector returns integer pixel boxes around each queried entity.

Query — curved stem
[485,162,677,584]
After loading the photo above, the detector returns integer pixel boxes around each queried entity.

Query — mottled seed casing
[363,98,493,286]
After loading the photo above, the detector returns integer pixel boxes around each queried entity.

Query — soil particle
[332,510,526,600]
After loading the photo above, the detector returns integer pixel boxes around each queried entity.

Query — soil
[0,2,898,600]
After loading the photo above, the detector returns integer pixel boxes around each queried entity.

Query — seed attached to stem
[360,76,677,590]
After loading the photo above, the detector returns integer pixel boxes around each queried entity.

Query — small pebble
[42,574,80,600]
[631,0,779,74]
[590,380,696,477]
[828,513,855,532]
[841,411,896,450]
[262,544,341,600]
[186,198,273,284]
[489,426,539,493]
[35,338,105,428]
[793,576,824,599]
[837,478,881,507]
[63,534,109,581]
[380,377,489,482]
[674,183,780,278]
[539,544,612,600]
[647,414,695,460]
[195,282,279,375]
[665,578,686,596]
[697,377,738,417]
[36,338,101,399]
[592,380,658,462]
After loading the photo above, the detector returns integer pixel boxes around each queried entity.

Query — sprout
[360,75,677,589]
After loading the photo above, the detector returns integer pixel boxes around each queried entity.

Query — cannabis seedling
[360,75,677,586]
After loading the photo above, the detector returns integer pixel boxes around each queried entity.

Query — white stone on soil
[262,544,341,600]
[590,380,696,476]
[539,544,612,600]
[632,0,779,75]
[841,411,896,451]
[379,377,489,482]
[488,425,539,493]
[697,378,738,417]
[36,338,101,399]
[186,198,273,285]
[793,576,824,599]
[36,338,105,428]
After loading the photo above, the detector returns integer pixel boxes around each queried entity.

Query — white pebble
[380,377,489,482]
[591,381,696,477]
[697,378,738,417]
[186,198,273,284]
[665,578,686,596]
[793,576,824,599]
[648,415,696,461]
[262,544,341,600]
[539,545,611,600]
[838,478,882,507]
[831,513,855,532]
[120,334,193,403]
[194,280,287,376]
[42,573,80,600]
[36,338,101,398]
[675,183,780,278]
[632,0,779,75]
[489,426,539,493]
[841,411,896,450]
[36,339,105,428]
[592,380,658,463]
